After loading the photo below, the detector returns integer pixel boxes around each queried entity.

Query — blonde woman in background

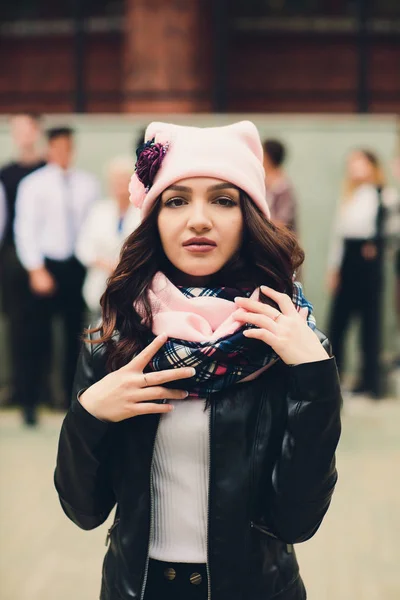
[76,156,140,319]
[327,149,400,399]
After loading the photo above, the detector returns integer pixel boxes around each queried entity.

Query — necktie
[62,172,75,256]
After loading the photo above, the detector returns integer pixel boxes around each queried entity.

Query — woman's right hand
[326,269,340,294]
[79,333,195,422]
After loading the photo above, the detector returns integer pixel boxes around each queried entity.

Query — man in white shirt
[14,126,100,424]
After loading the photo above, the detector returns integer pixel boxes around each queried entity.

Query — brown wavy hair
[86,193,305,371]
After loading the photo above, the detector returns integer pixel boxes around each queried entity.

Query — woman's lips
[182,238,217,253]
[183,244,216,253]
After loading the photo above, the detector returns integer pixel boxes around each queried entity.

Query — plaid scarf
[139,274,316,398]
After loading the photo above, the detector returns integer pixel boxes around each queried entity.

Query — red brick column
[122,0,213,112]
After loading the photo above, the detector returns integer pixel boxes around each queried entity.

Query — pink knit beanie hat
[129,120,270,219]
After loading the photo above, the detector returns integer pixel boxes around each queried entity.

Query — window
[2,0,124,21]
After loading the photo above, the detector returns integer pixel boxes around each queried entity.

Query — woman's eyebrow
[166,184,191,192]
[207,183,238,192]
[165,183,238,193]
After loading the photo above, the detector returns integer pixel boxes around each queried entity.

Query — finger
[142,367,196,387]
[133,386,189,402]
[243,327,278,346]
[234,309,278,334]
[260,286,297,316]
[130,333,168,371]
[234,297,281,320]
[133,402,175,416]
[299,307,308,322]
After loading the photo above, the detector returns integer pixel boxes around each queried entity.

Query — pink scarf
[143,272,259,342]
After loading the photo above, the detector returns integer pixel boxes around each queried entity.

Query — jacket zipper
[206,398,214,600]
[105,518,120,546]
[140,417,161,600]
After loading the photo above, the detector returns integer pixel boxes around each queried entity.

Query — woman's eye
[165,197,187,207]
[214,196,237,207]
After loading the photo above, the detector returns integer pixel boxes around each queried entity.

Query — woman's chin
[177,265,221,278]
[171,256,224,277]
[166,262,222,286]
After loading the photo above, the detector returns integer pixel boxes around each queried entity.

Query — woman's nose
[187,206,212,231]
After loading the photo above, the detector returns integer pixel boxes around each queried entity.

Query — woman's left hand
[233,285,329,366]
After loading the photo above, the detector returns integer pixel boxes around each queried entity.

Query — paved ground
[0,398,399,600]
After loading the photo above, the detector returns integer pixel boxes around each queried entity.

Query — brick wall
[0,20,398,114]
[228,33,400,113]
[122,0,213,112]
[0,33,122,113]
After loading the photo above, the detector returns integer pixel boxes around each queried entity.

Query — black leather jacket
[54,330,342,600]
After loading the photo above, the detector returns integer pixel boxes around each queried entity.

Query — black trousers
[9,256,85,410]
[44,256,86,405]
[144,559,208,600]
[0,245,51,406]
[328,239,384,396]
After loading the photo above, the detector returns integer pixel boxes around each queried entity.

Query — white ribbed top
[149,398,210,563]
[328,184,400,269]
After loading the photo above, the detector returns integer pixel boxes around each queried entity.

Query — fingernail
[184,391,189,398]
[169,404,175,410]
[189,368,196,376]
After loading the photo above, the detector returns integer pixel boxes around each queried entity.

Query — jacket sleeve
[54,338,116,530]
[266,336,342,544]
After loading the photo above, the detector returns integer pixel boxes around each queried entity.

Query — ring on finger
[273,312,282,323]
[142,374,149,387]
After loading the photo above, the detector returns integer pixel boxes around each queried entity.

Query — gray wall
[0,114,398,386]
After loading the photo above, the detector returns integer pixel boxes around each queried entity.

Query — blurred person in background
[263,139,298,233]
[327,149,400,399]
[76,156,140,320]
[55,121,341,600]
[0,113,46,408]
[0,181,6,246]
[14,126,100,425]
[133,128,146,155]
[391,156,400,372]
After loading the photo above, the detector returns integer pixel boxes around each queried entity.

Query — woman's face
[109,170,131,203]
[158,177,243,284]
[347,151,375,184]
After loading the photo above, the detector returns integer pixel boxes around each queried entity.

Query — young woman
[76,156,140,319]
[327,149,400,398]
[55,121,342,600]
